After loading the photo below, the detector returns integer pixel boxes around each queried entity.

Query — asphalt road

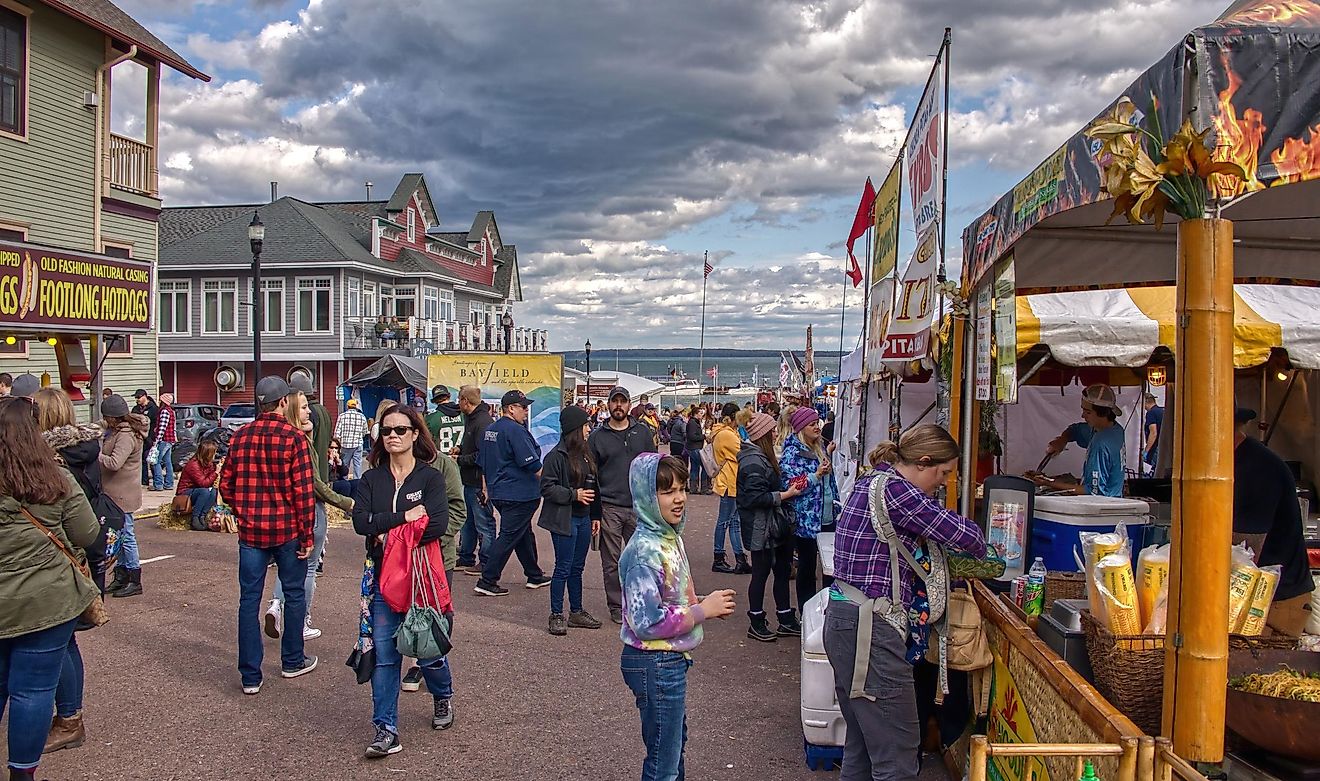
[25,489,947,781]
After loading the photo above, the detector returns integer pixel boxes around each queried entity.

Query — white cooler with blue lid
[800,589,846,747]
[1030,494,1149,571]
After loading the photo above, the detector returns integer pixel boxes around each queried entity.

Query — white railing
[108,133,154,196]
[347,317,546,353]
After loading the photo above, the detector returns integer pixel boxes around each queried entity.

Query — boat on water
[725,384,761,398]
[656,378,704,397]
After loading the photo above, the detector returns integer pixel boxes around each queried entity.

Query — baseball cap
[347,399,358,409]
[10,374,40,398]
[1082,384,1122,415]
[254,376,292,405]
[133,388,149,399]
[100,394,129,418]
[289,373,315,394]
[432,384,451,402]
[608,385,630,402]
[501,389,532,408]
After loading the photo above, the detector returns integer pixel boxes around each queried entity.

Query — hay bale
[155,500,191,531]
[326,505,352,529]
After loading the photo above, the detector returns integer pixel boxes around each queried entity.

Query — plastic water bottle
[1024,557,1047,617]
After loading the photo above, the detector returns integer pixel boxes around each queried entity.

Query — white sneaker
[264,600,281,639]
[242,683,261,695]
[303,620,322,641]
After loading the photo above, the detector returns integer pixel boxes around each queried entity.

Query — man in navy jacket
[473,390,550,596]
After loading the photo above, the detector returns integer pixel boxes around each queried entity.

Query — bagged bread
[1239,564,1281,636]
[1227,544,1261,633]
[1096,552,1142,640]
[1077,524,1129,625]
[1135,543,1170,628]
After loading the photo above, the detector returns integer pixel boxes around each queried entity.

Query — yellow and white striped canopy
[1015,285,1320,369]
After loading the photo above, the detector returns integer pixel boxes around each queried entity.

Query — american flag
[707,366,718,379]
[703,259,714,278]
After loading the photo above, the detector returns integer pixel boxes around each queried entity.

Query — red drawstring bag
[379,515,453,614]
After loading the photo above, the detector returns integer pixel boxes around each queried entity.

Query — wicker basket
[1044,571,1087,611]
[1080,610,1165,735]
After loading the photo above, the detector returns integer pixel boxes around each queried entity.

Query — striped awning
[1016,284,1320,369]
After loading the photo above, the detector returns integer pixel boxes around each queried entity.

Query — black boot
[733,553,753,574]
[711,552,735,574]
[105,566,129,595]
[9,768,36,780]
[113,568,142,598]
[747,611,776,642]
[776,609,802,637]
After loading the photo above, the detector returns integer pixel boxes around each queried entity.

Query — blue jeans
[714,495,745,556]
[237,538,308,687]
[481,499,543,585]
[370,592,452,732]
[113,513,140,570]
[550,514,593,615]
[687,451,706,488]
[621,646,690,781]
[188,488,217,528]
[342,447,363,478]
[0,618,78,770]
[458,485,496,567]
[273,502,327,617]
[151,441,175,490]
[55,635,83,718]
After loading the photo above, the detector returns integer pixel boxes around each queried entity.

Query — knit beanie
[561,404,590,434]
[745,412,776,442]
[790,406,820,433]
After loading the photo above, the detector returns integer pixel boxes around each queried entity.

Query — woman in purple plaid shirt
[824,424,985,781]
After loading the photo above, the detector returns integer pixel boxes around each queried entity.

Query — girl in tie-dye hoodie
[619,453,735,781]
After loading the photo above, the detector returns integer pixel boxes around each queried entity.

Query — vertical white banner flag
[883,229,939,363]
[904,65,945,241]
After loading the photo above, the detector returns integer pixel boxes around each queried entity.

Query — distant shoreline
[559,348,843,359]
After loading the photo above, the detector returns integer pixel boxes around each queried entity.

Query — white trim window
[438,289,455,322]
[394,284,416,318]
[249,278,284,335]
[158,279,190,335]
[348,276,361,318]
[297,277,333,333]
[407,208,416,243]
[422,285,438,321]
[380,284,394,318]
[202,279,237,335]
[363,281,378,318]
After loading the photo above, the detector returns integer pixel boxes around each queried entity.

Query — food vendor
[1232,407,1315,636]
[1031,384,1126,497]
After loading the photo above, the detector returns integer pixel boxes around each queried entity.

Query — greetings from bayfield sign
[0,242,153,332]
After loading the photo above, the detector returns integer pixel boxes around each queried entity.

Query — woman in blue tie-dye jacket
[778,406,839,614]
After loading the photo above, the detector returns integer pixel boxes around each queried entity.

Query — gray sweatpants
[822,598,919,781]
[599,503,638,614]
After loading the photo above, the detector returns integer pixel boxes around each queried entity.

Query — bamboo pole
[1119,736,1139,781]
[969,735,989,781]
[1137,736,1156,781]
[1161,217,1233,761]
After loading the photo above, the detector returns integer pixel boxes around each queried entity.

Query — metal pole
[585,344,591,406]
[252,248,263,403]
[699,250,708,407]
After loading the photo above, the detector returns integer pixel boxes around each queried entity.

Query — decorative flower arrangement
[1086,96,1247,227]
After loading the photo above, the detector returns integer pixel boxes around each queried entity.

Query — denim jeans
[55,634,83,718]
[0,618,78,770]
[621,646,691,781]
[687,451,706,488]
[188,488,217,528]
[370,591,452,732]
[342,447,363,478]
[237,538,308,687]
[458,485,496,567]
[114,513,140,570]
[714,495,745,556]
[273,502,326,617]
[550,514,592,615]
[151,441,175,490]
[481,499,543,585]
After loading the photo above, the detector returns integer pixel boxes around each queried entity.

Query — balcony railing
[108,133,154,196]
[346,317,547,354]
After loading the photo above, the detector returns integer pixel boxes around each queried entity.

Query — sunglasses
[381,425,415,437]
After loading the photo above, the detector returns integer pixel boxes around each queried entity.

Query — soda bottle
[1078,759,1099,781]
[1024,557,1047,617]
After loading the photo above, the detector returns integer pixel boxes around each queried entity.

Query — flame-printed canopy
[963,0,1320,292]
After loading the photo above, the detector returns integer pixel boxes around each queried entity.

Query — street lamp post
[584,339,592,406]
[249,213,265,403]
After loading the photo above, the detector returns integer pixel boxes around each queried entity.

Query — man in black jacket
[452,385,497,574]
[588,386,658,623]
[134,389,159,487]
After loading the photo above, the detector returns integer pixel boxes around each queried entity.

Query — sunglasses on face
[381,425,415,437]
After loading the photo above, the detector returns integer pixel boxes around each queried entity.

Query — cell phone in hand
[790,475,809,491]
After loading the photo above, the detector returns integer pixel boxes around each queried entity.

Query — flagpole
[699,250,708,408]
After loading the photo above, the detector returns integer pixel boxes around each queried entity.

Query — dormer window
[407,208,416,242]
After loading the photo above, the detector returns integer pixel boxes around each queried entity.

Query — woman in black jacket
[538,405,604,636]
[736,412,804,643]
[351,405,451,759]
[685,406,709,493]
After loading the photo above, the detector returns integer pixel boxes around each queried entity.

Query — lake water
[563,351,844,388]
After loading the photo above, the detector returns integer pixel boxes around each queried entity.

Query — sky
[115,0,1231,351]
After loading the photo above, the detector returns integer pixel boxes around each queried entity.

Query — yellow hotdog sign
[0,242,152,333]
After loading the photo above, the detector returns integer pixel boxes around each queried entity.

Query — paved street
[31,491,863,781]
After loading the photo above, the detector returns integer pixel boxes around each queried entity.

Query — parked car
[175,403,223,445]
[220,403,257,431]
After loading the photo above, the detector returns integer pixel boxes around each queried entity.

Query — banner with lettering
[905,63,944,241]
[882,229,939,363]
[427,353,564,456]
[0,241,153,333]
[863,277,895,378]
[871,163,902,282]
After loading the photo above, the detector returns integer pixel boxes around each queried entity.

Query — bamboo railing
[1153,738,1204,781]
[967,735,1148,781]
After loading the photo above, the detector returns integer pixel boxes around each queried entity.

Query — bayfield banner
[905,64,944,240]
[0,241,152,333]
[871,163,902,281]
[883,230,939,362]
[427,353,564,457]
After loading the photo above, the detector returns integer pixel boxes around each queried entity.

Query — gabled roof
[467,211,494,244]
[396,248,501,296]
[495,245,522,301]
[430,231,470,248]
[160,197,378,268]
[42,0,209,81]
[318,201,387,251]
[160,205,254,248]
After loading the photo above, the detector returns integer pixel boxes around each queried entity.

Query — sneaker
[401,666,423,692]
[302,622,322,641]
[365,726,402,758]
[280,655,318,679]
[610,608,624,625]
[567,610,602,629]
[461,564,484,576]
[432,698,454,730]
[264,600,281,639]
[315,560,324,578]
[242,682,261,696]
[474,579,509,597]
[525,575,552,589]
[548,613,568,636]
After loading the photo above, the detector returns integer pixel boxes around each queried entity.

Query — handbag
[20,508,109,628]
[146,443,159,466]
[395,546,452,660]
[769,502,796,543]
[171,493,193,515]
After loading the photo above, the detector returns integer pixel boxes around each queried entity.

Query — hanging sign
[0,241,153,333]
[975,284,993,401]
[905,65,945,240]
[882,229,939,362]
[871,164,902,282]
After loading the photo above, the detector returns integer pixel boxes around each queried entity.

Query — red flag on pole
[845,178,876,287]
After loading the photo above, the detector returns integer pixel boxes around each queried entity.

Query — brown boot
[43,712,85,753]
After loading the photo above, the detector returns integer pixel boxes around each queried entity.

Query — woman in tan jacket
[99,394,148,598]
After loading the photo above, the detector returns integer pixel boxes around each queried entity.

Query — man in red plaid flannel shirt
[221,376,319,694]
